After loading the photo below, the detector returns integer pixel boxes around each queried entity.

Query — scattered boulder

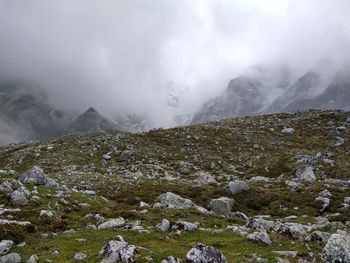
[247,218,275,232]
[186,243,226,263]
[295,166,316,183]
[171,221,198,232]
[161,256,183,263]
[209,197,235,215]
[10,187,30,206]
[0,253,22,263]
[228,180,249,194]
[0,240,14,256]
[247,231,272,245]
[97,217,126,230]
[274,223,311,240]
[18,166,58,187]
[73,252,87,261]
[322,231,350,263]
[155,192,209,214]
[156,219,170,232]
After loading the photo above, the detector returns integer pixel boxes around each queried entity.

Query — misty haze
[0,1,349,263]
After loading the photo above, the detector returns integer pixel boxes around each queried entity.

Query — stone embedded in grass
[209,197,235,215]
[295,166,316,183]
[322,231,350,263]
[73,252,87,261]
[0,240,14,256]
[227,180,249,194]
[39,210,55,218]
[247,231,272,245]
[186,243,227,263]
[97,217,126,230]
[155,192,209,214]
[281,127,295,134]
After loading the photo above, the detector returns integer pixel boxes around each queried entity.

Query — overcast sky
[0,0,349,126]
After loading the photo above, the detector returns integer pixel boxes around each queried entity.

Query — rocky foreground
[0,110,349,262]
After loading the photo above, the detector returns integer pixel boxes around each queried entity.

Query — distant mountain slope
[285,69,350,111]
[267,71,321,113]
[65,107,119,133]
[192,76,266,123]
[0,82,69,142]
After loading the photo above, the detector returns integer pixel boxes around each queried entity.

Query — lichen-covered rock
[186,243,226,263]
[97,217,125,230]
[0,240,14,256]
[322,231,350,263]
[156,219,170,232]
[228,180,249,194]
[209,197,235,215]
[295,166,316,183]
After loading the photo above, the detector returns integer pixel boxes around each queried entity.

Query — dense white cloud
[0,0,349,127]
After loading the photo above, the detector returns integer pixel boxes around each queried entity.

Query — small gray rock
[0,253,22,263]
[156,219,170,232]
[209,197,235,215]
[228,180,249,194]
[97,217,125,230]
[0,240,14,256]
[295,166,316,183]
[73,252,87,261]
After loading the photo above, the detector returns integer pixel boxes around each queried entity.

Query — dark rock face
[192,76,266,124]
[65,107,118,134]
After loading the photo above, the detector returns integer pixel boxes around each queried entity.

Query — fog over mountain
[1,0,350,144]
